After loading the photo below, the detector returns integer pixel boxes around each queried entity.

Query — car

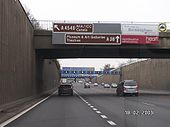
[78,80,83,83]
[111,83,117,88]
[94,83,98,86]
[84,83,90,88]
[104,84,110,88]
[101,83,105,86]
[58,84,73,96]
[116,80,138,96]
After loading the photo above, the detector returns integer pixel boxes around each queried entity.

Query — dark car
[84,83,90,88]
[116,80,138,96]
[58,84,73,96]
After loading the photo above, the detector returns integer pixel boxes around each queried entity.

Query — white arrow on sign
[54,25,60,31]
[116,36,120,43]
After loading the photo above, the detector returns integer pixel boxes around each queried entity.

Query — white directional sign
[65,34,121,45]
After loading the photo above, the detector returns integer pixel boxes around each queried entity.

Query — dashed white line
[101,115,108,119]
[107,120,117,126]
[93,108,97,111]
[74,90,117,126]
[143,102,155,106]
[96,111,101,114]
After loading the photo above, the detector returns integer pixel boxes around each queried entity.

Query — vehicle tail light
[124,87,126,91]
[136,85,138,91]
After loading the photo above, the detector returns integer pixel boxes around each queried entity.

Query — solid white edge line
[107,121,116,126]
[74,90,89,105]
[0,91,56,127]
[100,115,107,119]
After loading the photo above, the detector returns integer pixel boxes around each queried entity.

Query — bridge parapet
[34,22,170,58]
[34,30,170,49]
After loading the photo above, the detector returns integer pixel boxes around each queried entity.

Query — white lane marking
[143,102,155,106]
[96,111,101,114]
[74,90,117,126]
[74,90,87,103]
[107,121,117,126]
[81,99,85,102]
[0,91,56,127]
[80,97,86,102]
[100,115,108,119]
[93,108,97,111]
[83,100,87,103]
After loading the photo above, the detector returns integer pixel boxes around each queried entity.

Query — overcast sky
[20,0,170,70]
[21,0,170,22]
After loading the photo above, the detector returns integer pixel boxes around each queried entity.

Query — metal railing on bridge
[32,20,170,31]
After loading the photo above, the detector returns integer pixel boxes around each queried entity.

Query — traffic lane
[6,93,112,127]
[74,82,170,109]
[74,83,170,127]
[73,82,116,95]
[78,94,170,127]
[130,94,170,110]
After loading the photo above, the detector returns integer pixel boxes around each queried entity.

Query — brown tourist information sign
[65,34,121,45]
[53,23,93,33]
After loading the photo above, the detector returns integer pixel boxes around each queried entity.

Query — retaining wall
[0,0,60,110]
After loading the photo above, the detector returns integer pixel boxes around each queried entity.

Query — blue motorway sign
[61,67,120,78]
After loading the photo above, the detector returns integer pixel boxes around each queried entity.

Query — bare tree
[118,62,126,68]
[24,6,41,29]
[103,64,111,70]
[102,64,115,71]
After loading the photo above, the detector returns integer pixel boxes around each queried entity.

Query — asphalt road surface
[5,83,170,127]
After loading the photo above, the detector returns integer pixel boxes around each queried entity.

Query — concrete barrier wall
[95,59,170,90]
[122,59,170,90]
[42,59,60,93]
[0,0,35,106]
[0,0,60,109]
[92,75,120,84]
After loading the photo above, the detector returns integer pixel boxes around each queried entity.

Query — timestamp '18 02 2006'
[125,110,154,116]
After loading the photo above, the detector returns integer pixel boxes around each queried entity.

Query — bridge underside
[36,45,170,59]
[34,30,170,59]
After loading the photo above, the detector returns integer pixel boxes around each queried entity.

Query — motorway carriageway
[2,83,170,127]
